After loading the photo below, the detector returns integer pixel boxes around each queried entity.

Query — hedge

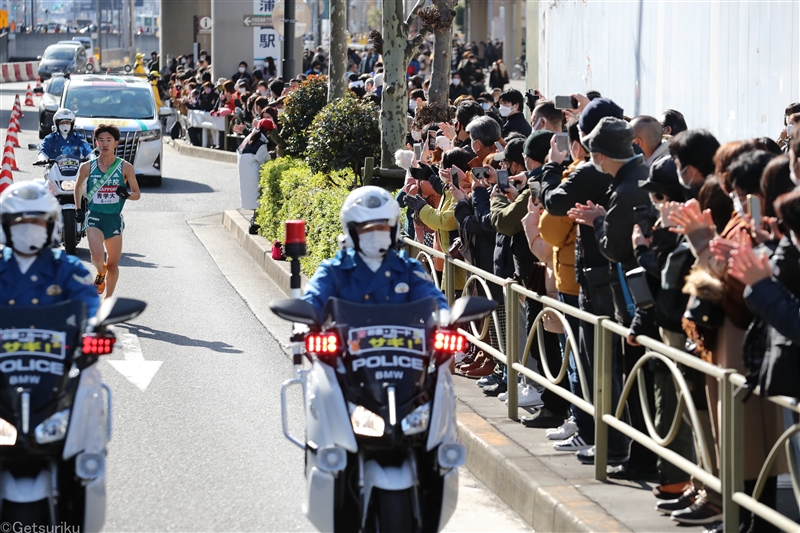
[255,157,352,276]
[280,75,329,157]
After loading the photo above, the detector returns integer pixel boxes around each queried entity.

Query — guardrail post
[362,157,374,187]
[506,283,520,419]
[444,258,455,307]
[720,371,742,533]
[593,318,612,480]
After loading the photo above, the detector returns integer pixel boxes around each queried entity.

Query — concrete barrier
[0,61,40,83]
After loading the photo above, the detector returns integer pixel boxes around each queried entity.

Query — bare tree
[419,1,457,110]
[379,0,431,168]
[327,0,348,102]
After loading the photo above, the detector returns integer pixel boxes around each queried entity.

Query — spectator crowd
[153,42,799,533]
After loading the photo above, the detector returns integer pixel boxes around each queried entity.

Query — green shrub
[280,75,328,157]
[256,157,353,276]
[255,156,309,241]
[305,94,381,177]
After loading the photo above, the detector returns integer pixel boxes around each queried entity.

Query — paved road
[0,82,530,532]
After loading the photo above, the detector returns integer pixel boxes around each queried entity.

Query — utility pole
[97,0,102,65]
[283,0,296,81]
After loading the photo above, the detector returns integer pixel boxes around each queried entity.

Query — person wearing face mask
[449,74,468,102]
[302,186,448,319]
[38,108,93,162]
[666,129,721,200]
[231,61,253,86]
[498,88,532,138]
[0,182,100,317]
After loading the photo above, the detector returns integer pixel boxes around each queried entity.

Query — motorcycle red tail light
[305,333,339,356]
[81,334,116,355]
[433,331,465,353]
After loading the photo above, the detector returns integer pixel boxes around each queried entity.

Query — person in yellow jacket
[148,71,163,108]
[133,52,147,77]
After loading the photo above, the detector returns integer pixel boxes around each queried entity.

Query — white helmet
[53,107,76,128]
[340,186,401,251]
[0,181,62,254]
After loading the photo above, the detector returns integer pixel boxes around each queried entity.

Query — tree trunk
[327,0,348,102]
[380,0,408,168]
[427,0,456,110]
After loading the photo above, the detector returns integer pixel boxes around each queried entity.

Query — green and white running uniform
[86,157,126,239]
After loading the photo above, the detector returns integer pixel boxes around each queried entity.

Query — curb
[222,208,630,533]
[171,138,237,164]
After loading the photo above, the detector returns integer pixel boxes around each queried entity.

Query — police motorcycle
[0,296,146,530]
[270,293,496,533]
[28,139,95,256]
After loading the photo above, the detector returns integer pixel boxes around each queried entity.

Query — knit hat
[523,130,555,164]
[582,117,635,159]
[579,97,624,136]
[495,138,525,166]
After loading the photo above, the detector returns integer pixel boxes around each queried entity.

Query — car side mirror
[449,296,498,326]
[44,102,58,113]
[37,55,42,60]
[158,106,172,117]
[33,87,44,95]
[269,298,320,326]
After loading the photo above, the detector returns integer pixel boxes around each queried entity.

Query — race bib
[93,184,120,205]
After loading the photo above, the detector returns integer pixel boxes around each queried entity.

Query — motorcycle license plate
[347,326,426,355]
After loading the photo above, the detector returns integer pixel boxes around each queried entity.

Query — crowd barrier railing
[403,237,800,533]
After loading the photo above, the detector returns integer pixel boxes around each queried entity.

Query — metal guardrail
[403,236,800,533]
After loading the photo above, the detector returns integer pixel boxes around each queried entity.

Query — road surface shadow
[122,322,243,354]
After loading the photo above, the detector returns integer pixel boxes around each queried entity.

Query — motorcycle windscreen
[323,298,439,409]
[0,299,86,423]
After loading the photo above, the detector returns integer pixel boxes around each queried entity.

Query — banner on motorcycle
[347,326,426,355]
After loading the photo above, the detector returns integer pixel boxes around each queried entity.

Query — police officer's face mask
[59,124,71,137]
[359,230,392,261]
[10,222,49,255]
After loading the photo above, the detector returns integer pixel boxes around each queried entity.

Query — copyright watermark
[1,523,80,533]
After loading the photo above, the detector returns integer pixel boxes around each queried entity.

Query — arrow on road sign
[108,333,162,392]
[243,14,273,28]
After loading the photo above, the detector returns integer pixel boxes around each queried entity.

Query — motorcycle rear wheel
[62,209,78,256]
[0,499,51,525]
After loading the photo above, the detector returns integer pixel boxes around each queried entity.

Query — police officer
[302,186,449,318]
[0,182,100,317]
[38,108,93,162]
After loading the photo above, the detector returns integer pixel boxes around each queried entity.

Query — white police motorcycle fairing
[0,297,146,531]
[270,296,496,533]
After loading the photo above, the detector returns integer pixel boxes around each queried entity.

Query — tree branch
[404,0,426,28]
[404,32,427,62]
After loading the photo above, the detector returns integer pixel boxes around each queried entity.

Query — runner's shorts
[87,211,124,239]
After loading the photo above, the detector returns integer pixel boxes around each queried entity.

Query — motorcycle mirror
[28,143,39,150]
[448,296,498,326]
[95,296,147,329]
[269,298,320,326]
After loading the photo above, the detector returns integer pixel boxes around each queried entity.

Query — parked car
[71,36,94,52]
[34,74,67,139]
[37,43,88,80]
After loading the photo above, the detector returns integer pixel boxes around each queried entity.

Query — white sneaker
[546,416,578,440]
[553,434,592,452]
[498,390,508,402]
[516,385,544,408]
[502,384,535,405]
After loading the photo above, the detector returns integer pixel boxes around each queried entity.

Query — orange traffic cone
[25,85,34,106]
[8,111,20,132]
[35,77,42,90]
[12,95,23,118]
[0,162,14,193]
[5,125,19,149]
[3,137,19,171]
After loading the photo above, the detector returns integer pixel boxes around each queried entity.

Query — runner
[74,124,141,299]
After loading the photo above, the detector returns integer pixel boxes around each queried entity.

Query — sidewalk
[222,208,709,533]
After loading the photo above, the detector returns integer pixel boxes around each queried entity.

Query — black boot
[249,213,260,235]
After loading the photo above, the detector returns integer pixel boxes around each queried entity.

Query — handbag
[581,265,611,304]
[526,262,547,294]
[271,241,285,260]
[683,295,724,329]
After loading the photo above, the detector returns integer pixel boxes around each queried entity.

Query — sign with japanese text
[347,326,427,355]
[1,329,67,360]
[252,0,280,76]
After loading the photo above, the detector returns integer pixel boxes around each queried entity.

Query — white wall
[537,0,800,143]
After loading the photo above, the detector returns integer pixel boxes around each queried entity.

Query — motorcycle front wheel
[62,209,78,256]
[372,488,417,533]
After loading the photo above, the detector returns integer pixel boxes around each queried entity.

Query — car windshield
[49,77,66,96]
[43,47,76,60]
[64,85,154,120]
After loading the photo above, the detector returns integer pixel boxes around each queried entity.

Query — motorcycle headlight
[350,405,385,437]
[0,417,17,446]
[60,179,76,191]
[34,409,70,444]
[140,129,161,141]
[401,402,431,436]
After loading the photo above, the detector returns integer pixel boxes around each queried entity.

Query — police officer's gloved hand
[116,185,131,199]
[403,195,427,213]
[75,209,85,223]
